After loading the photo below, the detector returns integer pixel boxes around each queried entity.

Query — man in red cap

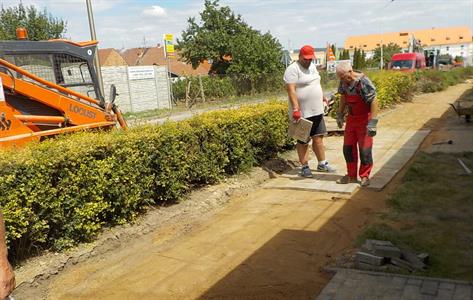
[284,45,335,178]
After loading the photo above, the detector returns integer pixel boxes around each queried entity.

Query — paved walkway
[263,118,430,194]
[317,269,473,300]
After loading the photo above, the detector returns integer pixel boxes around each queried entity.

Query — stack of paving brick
[355,239,429,272]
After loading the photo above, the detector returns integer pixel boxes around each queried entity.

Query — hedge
[413,67,473,93]
[0,101,291,258]
[172,72,285,101]
[330,67,473,117]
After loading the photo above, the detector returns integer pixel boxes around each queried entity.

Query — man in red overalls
[335,62,379,186]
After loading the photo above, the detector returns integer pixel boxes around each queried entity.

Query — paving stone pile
[355,239,429,273]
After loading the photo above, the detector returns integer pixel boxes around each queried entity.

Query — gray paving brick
[421,280,439,296]
[435,288,455,300]
[407,278,423,286]
[391,276,407,289]
[341,278,361,289]
[373,245,402,258]
[382,291,403,300]
[453,284,472,300]
[401,284,422,300]
[315,269,473,300]
[316,294,333,300]
[439,282,456,291]
[332,290,356,300]
[321,280,343,296]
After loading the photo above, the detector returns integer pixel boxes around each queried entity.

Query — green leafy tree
[177,0,283,75]
[0,3,66,40]
[372,42,402,66]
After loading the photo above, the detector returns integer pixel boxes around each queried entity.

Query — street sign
[163,34,175,58]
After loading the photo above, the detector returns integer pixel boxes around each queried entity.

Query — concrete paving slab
[316,269,473,300]
[264,127,430,194]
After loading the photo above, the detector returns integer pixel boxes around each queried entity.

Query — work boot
[360,177,370,187]
[299,165,313,178]
[336,175,357,184]
[317,161,336,173]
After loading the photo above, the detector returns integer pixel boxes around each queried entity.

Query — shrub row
[172,72,285,101]
[0,101,291,258]
[330,67,473,117]
[329,70,416,117]
[413,67,473,93]
[368,71,417,108]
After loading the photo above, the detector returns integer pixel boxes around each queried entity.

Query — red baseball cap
[300,45,315,59]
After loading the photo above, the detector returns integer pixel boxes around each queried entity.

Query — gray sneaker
[299,166,313,178]
[317,161,336,173]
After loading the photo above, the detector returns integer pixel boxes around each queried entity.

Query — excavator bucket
[0,28,127,148]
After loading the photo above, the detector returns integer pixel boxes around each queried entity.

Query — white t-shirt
[283,61,324,118]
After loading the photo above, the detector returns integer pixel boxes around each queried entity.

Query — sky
[1,0,472,50]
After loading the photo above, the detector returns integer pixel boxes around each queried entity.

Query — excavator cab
[0,28,127,148]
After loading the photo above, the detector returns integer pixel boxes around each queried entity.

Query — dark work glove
[367,119,378,137]
[292,109,301,123]
[336,112,345,129]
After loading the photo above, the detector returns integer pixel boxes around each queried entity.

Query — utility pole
[86,0,105,102]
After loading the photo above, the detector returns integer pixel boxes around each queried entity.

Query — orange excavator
[0,28,127,148]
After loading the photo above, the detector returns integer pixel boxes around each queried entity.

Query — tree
[341,49,350,60]
[372,42,402,66]
[353,48,359,69]
[177,0,283,75]
[0,4,66,40]
[360,50,366,69]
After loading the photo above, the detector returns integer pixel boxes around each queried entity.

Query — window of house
[431,38,435,42]
[349,46,353,49]
[459,36,464,39]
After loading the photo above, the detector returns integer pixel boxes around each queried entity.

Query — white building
[344,26,473,66]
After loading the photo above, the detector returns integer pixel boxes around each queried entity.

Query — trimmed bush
[414,67,473,93]
[172,72,285,102]
[369,71,416,108]
[0,101,291,259]
[331,67,473,117]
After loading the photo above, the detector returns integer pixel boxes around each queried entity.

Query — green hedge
[413,67,473,93]
[0,101,291,258]
[330,70,416,117]
[172,72,285,101]
[369,71,416,108]
[330,67,473,117]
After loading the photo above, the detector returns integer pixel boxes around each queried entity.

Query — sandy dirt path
[13,82,472,300]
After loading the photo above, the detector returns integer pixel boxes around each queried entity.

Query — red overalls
[343,83,373,179]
